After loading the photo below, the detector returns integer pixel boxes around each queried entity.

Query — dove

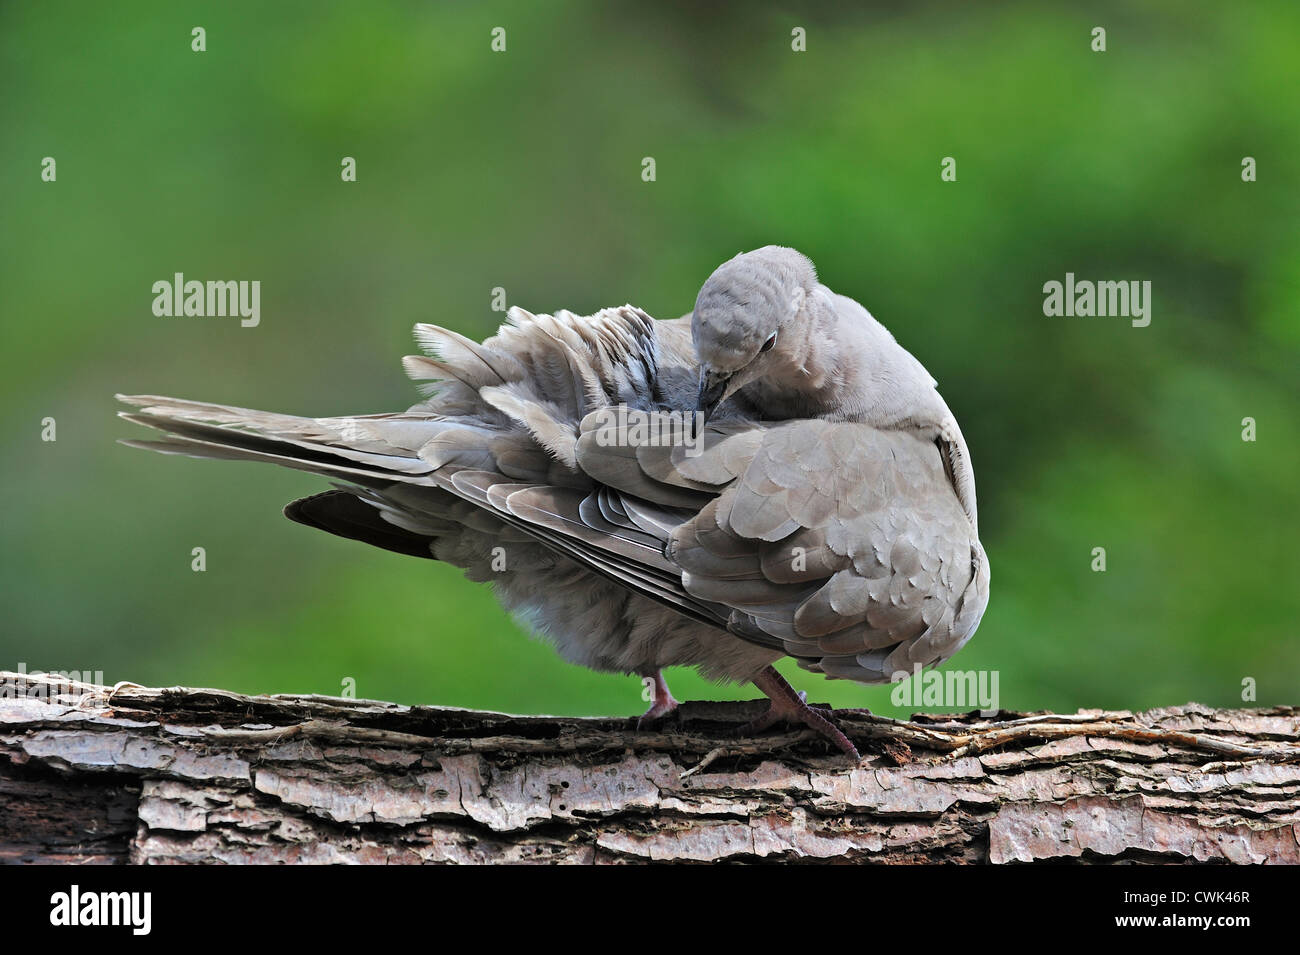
[118,246,989,760]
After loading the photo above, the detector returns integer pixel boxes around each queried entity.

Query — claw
[735,666,861,761]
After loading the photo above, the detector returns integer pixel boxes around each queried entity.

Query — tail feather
[117,394,340,441]
[118,434,404,489]
[117,395,439,472]
[284,490,436,560]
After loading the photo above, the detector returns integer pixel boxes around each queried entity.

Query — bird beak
[696,367,731,424]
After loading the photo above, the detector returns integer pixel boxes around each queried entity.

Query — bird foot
[736,666,862,762]
[635,670,679,730]
[636,697,679,729]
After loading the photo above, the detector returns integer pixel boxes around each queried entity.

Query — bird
[118,246,989,760]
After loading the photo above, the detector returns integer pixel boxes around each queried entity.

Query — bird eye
[760,331,777,352]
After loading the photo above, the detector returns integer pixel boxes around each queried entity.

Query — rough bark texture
[2,671,1297,864]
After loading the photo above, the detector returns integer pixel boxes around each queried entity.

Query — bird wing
[573,411,989,683]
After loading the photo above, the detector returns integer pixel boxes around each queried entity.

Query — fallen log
[1,671,1296,864]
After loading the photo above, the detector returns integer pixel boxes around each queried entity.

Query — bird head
[691,246,818,422]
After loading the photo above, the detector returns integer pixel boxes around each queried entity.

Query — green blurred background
[2,1,1297,718]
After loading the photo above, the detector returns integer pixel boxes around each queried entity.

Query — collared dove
[119,246,989,760]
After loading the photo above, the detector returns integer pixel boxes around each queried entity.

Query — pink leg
[737,666,861,761]
[636,670,679,729]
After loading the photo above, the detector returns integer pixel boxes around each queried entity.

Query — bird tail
[115,393,484,559]
[116,305,668,567]
[116,393,445,486]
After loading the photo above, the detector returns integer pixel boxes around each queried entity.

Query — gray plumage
[119,246,989,748]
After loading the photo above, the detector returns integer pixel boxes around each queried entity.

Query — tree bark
[1,671,1297,864]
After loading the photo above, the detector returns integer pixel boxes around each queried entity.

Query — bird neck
[736,286,953,434]
[732,289,848,420]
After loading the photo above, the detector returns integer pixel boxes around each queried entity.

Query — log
[1,671,1297,864]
